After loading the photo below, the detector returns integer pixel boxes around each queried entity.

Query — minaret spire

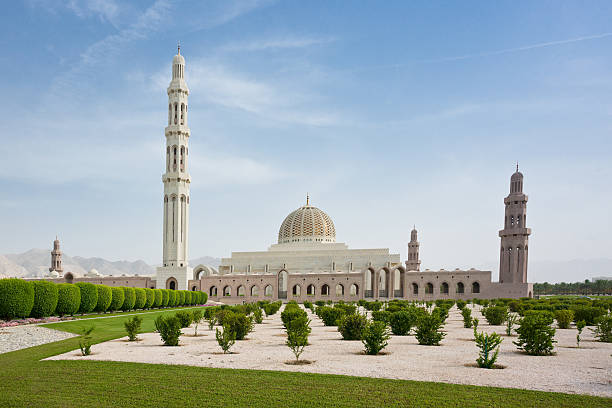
[177,41,180,55]
[306,193,309,206]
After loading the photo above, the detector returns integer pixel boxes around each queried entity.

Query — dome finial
[306,193,309,206]
[177,41,181,55]
[516,162,519,172]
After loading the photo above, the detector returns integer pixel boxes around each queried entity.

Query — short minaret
[49,237,63,274]
[498,165,531,283]
[156,45,192,290]
[405,226,421,271]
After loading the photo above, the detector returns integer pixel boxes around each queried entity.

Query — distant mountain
[5,249,86,277]
[0,255,29,278]
[73,257,155,277]
[189,256,221,268]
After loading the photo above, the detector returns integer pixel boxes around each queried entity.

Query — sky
[0,1,611,283]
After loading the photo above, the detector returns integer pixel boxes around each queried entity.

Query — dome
[278,202,336,244]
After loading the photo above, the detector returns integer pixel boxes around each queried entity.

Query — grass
[0,309,609,408]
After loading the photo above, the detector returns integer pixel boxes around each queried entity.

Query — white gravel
[47,306,612,397]
[0,325,77,354]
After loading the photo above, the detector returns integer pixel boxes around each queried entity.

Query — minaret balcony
[498,227,531,237]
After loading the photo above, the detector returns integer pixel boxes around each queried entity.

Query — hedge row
[0,279,208,320]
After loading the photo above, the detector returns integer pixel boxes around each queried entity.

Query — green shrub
[55,283,81,316]
[286,315,311,362]
[474,331,503,368]
[591,314,612,342]
[192,309,204,336]
[94,285,112,313]
[554,309,574,329]
[432,306,449,323]
[177,290,186,306]
[334,303,357,315]
[224,312,254,340]
[124,316,142,341]
[505,312,519,336]
[30,280,58,318]
[371,310,392,324]
[155,315,182,346]
[161,289,169,307]
[338,313,368,340]
[167,290,177,307]
[108,287,125,312]
[281,305,307,329]
[514,312,556,355]
[121,287,136,311]
[263,301,281,316]
[303,300,313,310]
[572,306,605,326]
[456,300,467,310]
[314,300,325,307]
[0,278,34,319]
[78,326,95,356]
[75,282,98,314]
[389,310,416,335]
[319,306,345,326]
[576,320,586,347]
[175,310,193,328]
[508,300,523,314]
[216,324,236,353]
[362,321,391,355]
[134,288,147,309]
[415,311,445,346]
[153,289,163,307]
[144,288,155,309]
[252,307,264,324]
[483,306,507,326]
[461,307,473,328]
[184,291,192,305]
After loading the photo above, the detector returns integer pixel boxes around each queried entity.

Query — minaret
[49,237,63,274]
[498,165,531,283]
[405,226,421,271]
[156,45,192,290]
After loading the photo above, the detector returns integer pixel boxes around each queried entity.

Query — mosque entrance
[278,270,288,299]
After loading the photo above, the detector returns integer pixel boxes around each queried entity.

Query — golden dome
[278,202,336,244]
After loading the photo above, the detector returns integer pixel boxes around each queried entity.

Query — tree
[286,316,311,362]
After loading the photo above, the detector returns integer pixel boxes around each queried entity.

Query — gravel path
[47,306,612,397]
[0,325,77,354]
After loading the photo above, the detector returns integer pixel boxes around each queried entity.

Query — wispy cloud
[219,36,336,52]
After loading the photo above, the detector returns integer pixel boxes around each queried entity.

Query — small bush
[0,278,35,319]
[286,315,311,362]
[483,306,507,326]
[263,301,281,316]
[216,324,236,354]
[184,291,192,305]
[94,285,112,313]
[124,316,142,341]
[177,290,186,306]
[252,307,263,324]
[474,331,503,368]
[79,326,95,356]
[144,288,155,309]
[415,311,445,346]
[576,320,586,347]
[155,315,182,346]
[200,291,208,305]
[167,290,177,307]
[224,312,254,340]
[281,305,307,329]
[30,280,58,318]
[572,306,605,326]
[505,312,519,336]
[56,283,81,316]
[314,300,326,307]
[75,282,98,314]
[338,313,368,340]
[121,287,136,311]
[461,307,473,328]
[514,312,556,355]
[153,289,163,307]
[134,288,147,309]
[456,300,467,310]
[371,310,392,324]
[389,310,416,336]
[362,321,391,355]
[555,309,574,329]
[161,289,170,307]
[319,306,345,326]
[192,309,204,336]
[591,314,612,342]
[175,310,193,328]
[108,287,125,312]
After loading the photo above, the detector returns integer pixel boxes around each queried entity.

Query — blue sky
[1,1,611,282]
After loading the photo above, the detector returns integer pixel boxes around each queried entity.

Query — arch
[209,286,218,296]
[180,146,185,172]
[250,285,259,297]
[193,265,219,280]
[412,282,419,295]
[166,277,178,290]
[306,284,316,295]
[191,285,197,291]
[321,284,330,296]
[278,270,288,299]
[264,284,273,297]
[425,282,433,294]
[472,282,480,294]
[365,268,375,297]
[237,285,246,297]
[64,272,74,284]
[440,282,449,295]
[336,283,344,296]
[393,266,405,297]
[223,285,232,297]
[456,282,465,294]
[350,283,359,296]
[378,268,391,298]
[292,284,301,296]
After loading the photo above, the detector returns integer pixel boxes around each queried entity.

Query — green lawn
[0,309,609,408]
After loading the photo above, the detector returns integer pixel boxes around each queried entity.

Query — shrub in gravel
[0,278,34,319]
[514,312,556,355]
[252,306,264,324]
[121,287,136,311]
[286,315,311,362]
[94,285,112,313]
[338,313,368,340]
[475,330,503,368]
[554,309,574,329]
[319,306,345,326]
[192,309,204,336]
[56,283,81,316]
[281,304,307,329]
[224,311,253,340]
[79,325,95,356]
[161,289,170,307]
[334,303,357,316]
[591,313,612,342]
[456,300,467,310]
[505,312,519,336]
[576,320,586,347]
[134,288,146,309]
[362,321,391,355]
[30,280,58,318]
[461,307,473,328]
[389,310,416,335]
[144,288,155,309]
[216,324,236,354]
[371,310,392,325]
[153,289,163,307]
[415,311,445,346]
[124,315,142,341]
[75,282,98,314]
[108,287,125,312]
[155,314,182,346]
[572,306,605,326]
[483,306,507,326]
[263,301,281,316]
[175,310,193,328]
[314,300,326,307]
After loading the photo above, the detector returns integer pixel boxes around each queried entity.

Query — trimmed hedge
[30,280,58,318]
[75,282,98,314]
[55,283,81,316]
[145,288,155,308]
[0,279,35,319]
[178,290,186,306]
[109,287,125,311]
[154,289,163,307]
[94,285,112,313]
[168,290,177,307]
[122,287,136,311]
[161,289,170,307]
[200,291,208,305]
[134,288,147,309]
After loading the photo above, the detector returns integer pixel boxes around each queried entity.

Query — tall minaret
[498,165,531,283]
[405,226,421,271]
[49,237,63,274]
[156,45,192,290]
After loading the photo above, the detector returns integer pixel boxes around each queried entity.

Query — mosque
[155,48,534,302]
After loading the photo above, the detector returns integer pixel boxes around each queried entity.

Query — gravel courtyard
[1,325,77,354]
[47,306,612,397]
